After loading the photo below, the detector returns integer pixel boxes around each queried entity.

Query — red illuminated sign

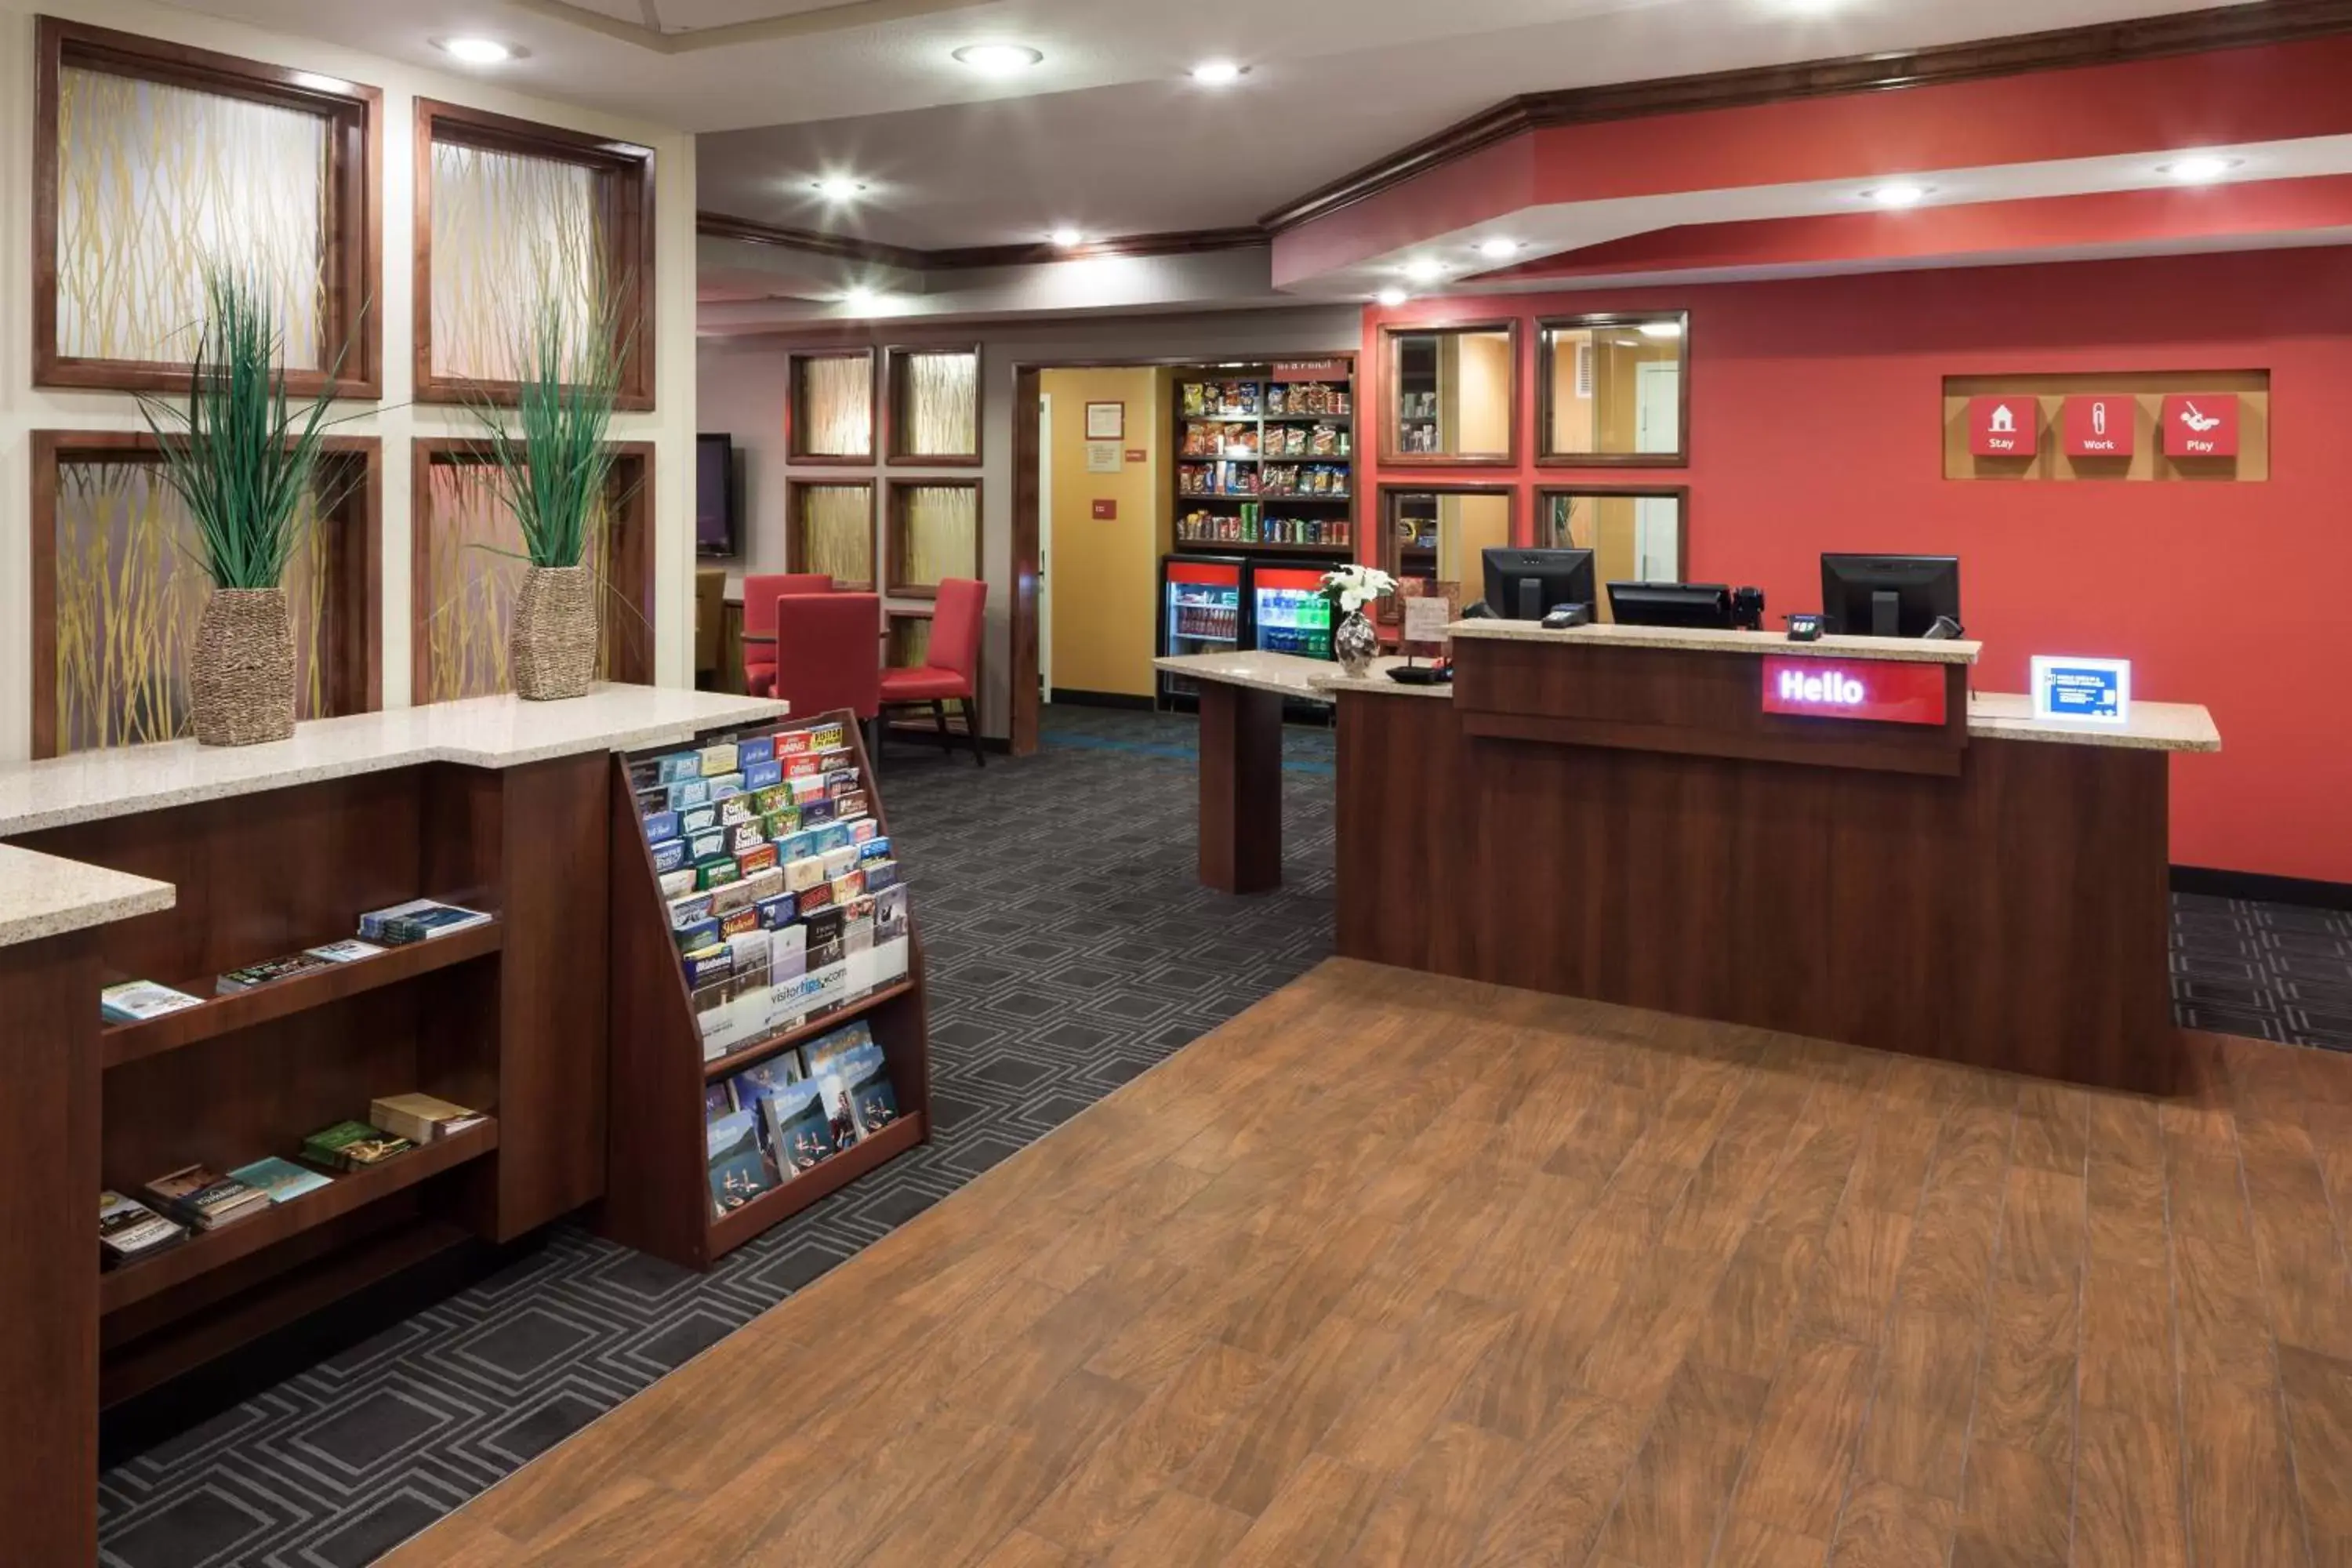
[2161,394,2239,457]
[1761,657,1948,726]
[2061,394,2135,458]
[1967,395,2038,457]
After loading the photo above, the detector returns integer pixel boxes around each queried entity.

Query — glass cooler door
[1158,557,1247,707]
[1249,566,1333,661]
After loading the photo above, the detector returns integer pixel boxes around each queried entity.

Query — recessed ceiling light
[1476,238,1521,260]
[435,36,519,65]
[2160,154,2241,183]
[1638,320,1683,339]
[811,176,867,202]
[1189,60,1247,85]
[1375,287,1409,307]
[953,42,1043,74]
[1862,182,1931,208]
[1049,227,1084,248]
[843,285,877,310]
[1403,258,1446,281]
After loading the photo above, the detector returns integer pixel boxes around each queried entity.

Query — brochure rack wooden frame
[601,709,933,1271]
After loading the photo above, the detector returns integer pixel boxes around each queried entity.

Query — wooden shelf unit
[102,916,503,1068]
[10,756,614,1417]
[601,708,933,1271]
[1173,357,1357,556]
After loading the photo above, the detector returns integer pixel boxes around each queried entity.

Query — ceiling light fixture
[1403,258,1446,281]
[953,42,1044,74]
[1189,60,1247,85]
[2160,154,2241,183]
[435,36,518,65]
[1862,181,1930,208]
[1376,287,1410,307]
[843,285,878,310]
[1049,227,1084,248]
[811,176,867,201]
[1638,320,1683,339]
[1476,238,1520,260]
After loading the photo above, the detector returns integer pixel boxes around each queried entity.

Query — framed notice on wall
[1084,401,1125,440]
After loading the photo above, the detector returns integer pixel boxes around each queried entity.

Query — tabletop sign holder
[601,708,932,1270]
[1399,580,1461,662]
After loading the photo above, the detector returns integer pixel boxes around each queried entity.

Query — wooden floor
[389,958,2352,1568]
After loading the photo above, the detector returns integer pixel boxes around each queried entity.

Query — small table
[1149,652,1423,895]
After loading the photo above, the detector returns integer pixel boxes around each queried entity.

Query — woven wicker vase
[191,587,296,747]
[510,563,599,701]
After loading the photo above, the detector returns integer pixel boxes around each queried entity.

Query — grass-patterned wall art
[411,444,657,704]
[30,434,379,759]
[34,17,383,396]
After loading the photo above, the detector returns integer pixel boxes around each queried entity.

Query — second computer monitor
[1608,582,1735,630]
[1482,547,1595,620]
[1820,554,1961,637]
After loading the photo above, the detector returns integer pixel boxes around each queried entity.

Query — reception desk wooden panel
[1339,636,2182,1092]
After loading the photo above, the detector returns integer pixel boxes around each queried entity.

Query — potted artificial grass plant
[477,295,624,701]
[136,266,347,747]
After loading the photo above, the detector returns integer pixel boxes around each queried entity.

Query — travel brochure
[703,1019,902,1219]
[628,717,913,1062]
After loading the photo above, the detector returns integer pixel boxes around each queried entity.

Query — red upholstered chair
[880,576,986,767]
[771,592,882,755]
[742,572,831,698]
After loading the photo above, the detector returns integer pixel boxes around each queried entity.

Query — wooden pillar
[1196,681,1285,895]
[0,931,100,1565]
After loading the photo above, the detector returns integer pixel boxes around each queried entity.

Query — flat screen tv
[696,434,737,557]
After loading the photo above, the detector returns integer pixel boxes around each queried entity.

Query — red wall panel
[1364,245,2352,884]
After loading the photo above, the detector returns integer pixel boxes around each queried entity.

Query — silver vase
[1334,609,1378,677]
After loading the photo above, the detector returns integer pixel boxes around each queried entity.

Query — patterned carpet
[96,704,2344,1566]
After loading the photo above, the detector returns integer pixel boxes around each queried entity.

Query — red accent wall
[1363,245,2352,884]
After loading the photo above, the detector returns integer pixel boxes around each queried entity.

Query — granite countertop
[0,843,175,949]
[1448,620,1981,664]
[0,686,789,838]
[1965,691,2221,753]
[1309,662,1456,699]
[1151,652,1343,701]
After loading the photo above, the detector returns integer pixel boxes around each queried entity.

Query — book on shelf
[358,899,493,946]
[216,949,341,994]
[229,1155,336,1205]
[307,939,386,964]
[369,1092,488,1145]
[143,1163,271,1230]
[100,1190,187,1269]
[102,979,204,1024]
[302,1120,416,1172]
[706,1108,779,1218]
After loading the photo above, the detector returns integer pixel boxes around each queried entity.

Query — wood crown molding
[697,210,1264,271]
[1256,0,2352,232]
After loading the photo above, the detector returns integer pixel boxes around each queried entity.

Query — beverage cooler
[1157,555,1246,710]
[1248,566,1334,662]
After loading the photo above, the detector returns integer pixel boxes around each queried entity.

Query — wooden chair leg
[961,697,985,767]
[929,699,953,755]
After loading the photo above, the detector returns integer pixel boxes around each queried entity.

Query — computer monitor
[1482,547,1595,620]
[1608,582,1734,630]
[1820,554,1961,637]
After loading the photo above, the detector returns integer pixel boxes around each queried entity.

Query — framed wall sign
[2061,395,2134,458]
[2161,394,2239,457]
[1084,401,1125,440]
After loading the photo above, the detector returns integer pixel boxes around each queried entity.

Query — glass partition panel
[1380,487,1514,621]
[1539,488,1688,620]
[1539,313,1687,463]
[1384,324,1517,463]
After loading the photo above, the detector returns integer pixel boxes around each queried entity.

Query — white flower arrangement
[1320,564,1398,615]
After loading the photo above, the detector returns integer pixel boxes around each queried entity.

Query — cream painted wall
[0,0,699,761]
[698,305,1360,736]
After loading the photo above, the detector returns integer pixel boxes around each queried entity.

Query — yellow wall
[1435,492,1512,581]
[1044,366,1166,697]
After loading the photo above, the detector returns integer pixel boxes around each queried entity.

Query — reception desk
[1334,622,2217,1093]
